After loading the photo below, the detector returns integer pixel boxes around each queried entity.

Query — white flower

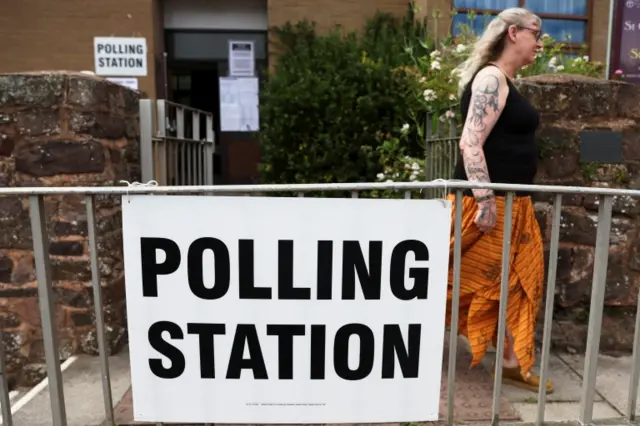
[431,60,441,70]
[423,89,437,101]
[385,179,393,183]
[376,173,385,180]
[411,162,420,171]
[401,123,410,133]
[430,50,441,58]
[445,110,455,119]
[439,115,446,122]
[548,56,557,66]
[455,44,467,53]
[409,172,419,181]
[555,65,565,71]
[583,55,589,61]
[449,93,457,101]
[419,76,426,83]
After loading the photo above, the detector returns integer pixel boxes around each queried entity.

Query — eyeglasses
[518,25,542,41]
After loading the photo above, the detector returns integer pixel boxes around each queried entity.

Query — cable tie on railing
[118,180,159,203]
[429,178,451,208]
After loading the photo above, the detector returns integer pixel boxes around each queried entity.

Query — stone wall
[0,71,140,386]
[516,74,640,355]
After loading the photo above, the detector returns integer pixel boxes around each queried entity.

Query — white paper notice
[219,77,260,132]
[228,40,255,77]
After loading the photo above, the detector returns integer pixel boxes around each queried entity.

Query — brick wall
[591,0,612,64]
[0,0,160,98]
[267,0,410,33]
[0,72,139,387]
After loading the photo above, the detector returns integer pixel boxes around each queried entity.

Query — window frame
[451,0,593,56]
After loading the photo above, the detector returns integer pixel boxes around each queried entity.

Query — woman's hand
[475,195,497,233]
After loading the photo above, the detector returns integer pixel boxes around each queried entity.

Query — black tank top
[452,64,540,196]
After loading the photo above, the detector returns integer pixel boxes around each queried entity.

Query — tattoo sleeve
[458,72,504,201]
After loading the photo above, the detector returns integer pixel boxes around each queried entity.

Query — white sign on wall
[94,37,147,76]
[122,195,452,424]
[228,40,255,76]
[106,77,139,91]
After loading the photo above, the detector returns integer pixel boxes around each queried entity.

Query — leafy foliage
[259,4,606,193]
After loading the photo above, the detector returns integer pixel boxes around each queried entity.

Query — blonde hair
[456,8,541,95]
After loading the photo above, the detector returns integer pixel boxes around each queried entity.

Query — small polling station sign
[93,37,147,76]
[122,195,452,424]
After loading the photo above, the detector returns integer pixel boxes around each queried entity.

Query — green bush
[258,8,431,188]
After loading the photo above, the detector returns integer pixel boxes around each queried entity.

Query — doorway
[165,30,268,185]
[169,63,223,183]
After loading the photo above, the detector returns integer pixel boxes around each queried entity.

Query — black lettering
[238,240,271,299]
[390,240,430,300]
[381,324,421,378]
[278,240,310,300]
[136,45,144,54]
[317,241,333,300]
[187,323,226,379]
[226,324,268,379]
[97,43,104,53]
[187,237,230,300]
[267,324,305,379]
[342,241,382,300]
[141,237,180,297]
[148,321,185,379]
[310,325,326,379]
[333,324,374,380]
[135,58,144,68]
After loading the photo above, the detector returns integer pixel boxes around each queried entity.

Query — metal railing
[424,112,460,198]
[0,180,639,426]
[139,100,215,186]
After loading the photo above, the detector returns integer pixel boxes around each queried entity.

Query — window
[452,0,590,52]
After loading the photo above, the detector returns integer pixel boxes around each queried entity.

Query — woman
[446,7,553,393]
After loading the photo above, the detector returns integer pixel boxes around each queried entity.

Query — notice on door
[228,40,255,77]
[219,77,260,132]
[94,37,147,77]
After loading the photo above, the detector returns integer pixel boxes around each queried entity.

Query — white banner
[122,195,452,424]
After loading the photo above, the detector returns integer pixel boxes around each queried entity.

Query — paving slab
[479,347,602,403]
[560,353,635,417]
[513,401,620,423]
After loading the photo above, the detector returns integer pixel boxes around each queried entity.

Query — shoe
[494,365,554,394]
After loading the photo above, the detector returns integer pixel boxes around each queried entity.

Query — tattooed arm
[459,66,509,232]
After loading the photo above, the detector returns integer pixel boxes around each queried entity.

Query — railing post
[446,190,463,426]
[579,194,614,424]
[29,195,68,426]
[491,191,514,426]
[86,196,115,425]
[0,329,13,426]
[139,99,154,183]
[205,114,215,185]
[193,112,201,185]
[156,100,168,186]
[536,194,563,426]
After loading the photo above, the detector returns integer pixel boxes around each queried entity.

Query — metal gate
[139,99,215,186]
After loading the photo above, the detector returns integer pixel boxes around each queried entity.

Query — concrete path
[479,346,632,423]
[3,349,131,426]
[2,342,638,426]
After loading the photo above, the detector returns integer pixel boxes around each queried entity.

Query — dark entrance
[165,30,268,185]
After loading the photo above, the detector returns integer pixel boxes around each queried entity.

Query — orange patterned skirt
[445,194,545,375]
